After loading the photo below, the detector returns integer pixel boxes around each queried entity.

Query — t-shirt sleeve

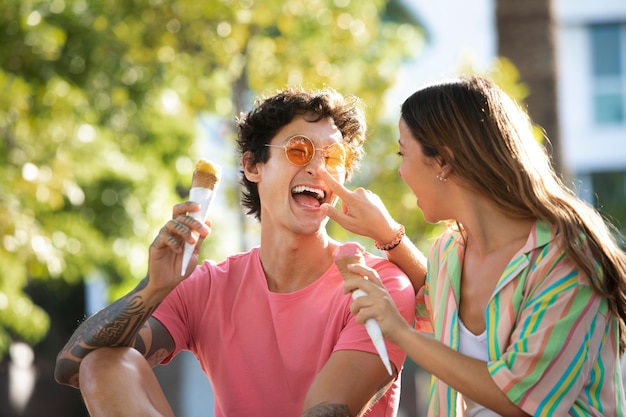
[152,262,212,364]
[333,256,415,373]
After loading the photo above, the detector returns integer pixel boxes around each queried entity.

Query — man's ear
[242,151,261,183]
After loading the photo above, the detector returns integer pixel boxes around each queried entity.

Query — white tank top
[458,318,502,417]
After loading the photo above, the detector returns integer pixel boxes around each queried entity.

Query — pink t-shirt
[153,246,415,417]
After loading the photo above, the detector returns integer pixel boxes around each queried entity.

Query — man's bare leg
[79,347,175,417]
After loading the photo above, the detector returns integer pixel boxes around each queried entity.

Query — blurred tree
[0,0,423,360]
[496,0,564,176]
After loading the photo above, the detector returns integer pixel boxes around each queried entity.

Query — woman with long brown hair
[323,75,626,416]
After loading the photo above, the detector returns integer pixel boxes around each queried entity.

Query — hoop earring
[436,173,448,182]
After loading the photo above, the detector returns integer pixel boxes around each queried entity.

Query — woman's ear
[242,151,261,183]
[438,146,454,175]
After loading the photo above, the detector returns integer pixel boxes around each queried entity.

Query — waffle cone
[334,255,363,281]
[191,159,221,189]
[192,170,219,189]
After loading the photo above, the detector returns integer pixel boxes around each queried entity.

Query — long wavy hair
[236,87,366,220]
[401,75,626,352]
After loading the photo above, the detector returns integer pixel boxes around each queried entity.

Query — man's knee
[80,347,173,417]
[80,347,147,392]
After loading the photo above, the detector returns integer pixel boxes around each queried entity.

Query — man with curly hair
[55,87,415,417]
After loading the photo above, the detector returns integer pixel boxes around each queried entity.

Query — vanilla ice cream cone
[333,243,393,375]
[181,159,221,275]
[192,161,220,189]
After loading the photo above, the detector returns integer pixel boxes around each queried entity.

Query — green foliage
[0,0,423,358]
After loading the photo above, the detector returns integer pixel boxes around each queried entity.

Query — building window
[590,23,626,125]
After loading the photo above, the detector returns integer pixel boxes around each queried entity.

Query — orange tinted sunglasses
[265,135,353,174]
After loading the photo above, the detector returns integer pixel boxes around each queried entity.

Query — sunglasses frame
[265,135,352,173]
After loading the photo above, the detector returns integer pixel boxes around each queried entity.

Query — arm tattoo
[55,277,168,386]
[89,294,156,346]
[300,403,354,417]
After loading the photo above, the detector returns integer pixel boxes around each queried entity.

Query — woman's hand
[320,170,401,245]
[342,263,413,345]
[148,202,211,292]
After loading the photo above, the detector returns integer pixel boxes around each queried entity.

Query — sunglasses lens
[285,136,314,166]
[323,143,348,173]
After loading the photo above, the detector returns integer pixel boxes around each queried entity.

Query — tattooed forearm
[89,295,157,347]
[54,277,165,387]
[300,403,354,417]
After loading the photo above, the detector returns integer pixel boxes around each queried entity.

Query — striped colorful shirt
[415,220,625,416]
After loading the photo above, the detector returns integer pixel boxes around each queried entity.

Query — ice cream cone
[334,255,362,280]
[333,243,393,375]
[192,159,220,189]
[181,159,221,275]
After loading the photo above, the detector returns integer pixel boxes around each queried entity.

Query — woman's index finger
[321,169,351,199]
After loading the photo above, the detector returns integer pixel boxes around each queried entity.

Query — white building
[395,0,626,233]
[556,0,626,232]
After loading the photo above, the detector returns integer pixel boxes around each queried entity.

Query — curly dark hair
[236,87,366,220]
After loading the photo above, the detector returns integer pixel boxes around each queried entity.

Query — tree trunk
[496,0,566,178]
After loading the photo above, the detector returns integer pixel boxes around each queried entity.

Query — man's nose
[306,152,326,175]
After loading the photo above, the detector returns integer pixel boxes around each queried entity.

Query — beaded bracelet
[374,224,405,251]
